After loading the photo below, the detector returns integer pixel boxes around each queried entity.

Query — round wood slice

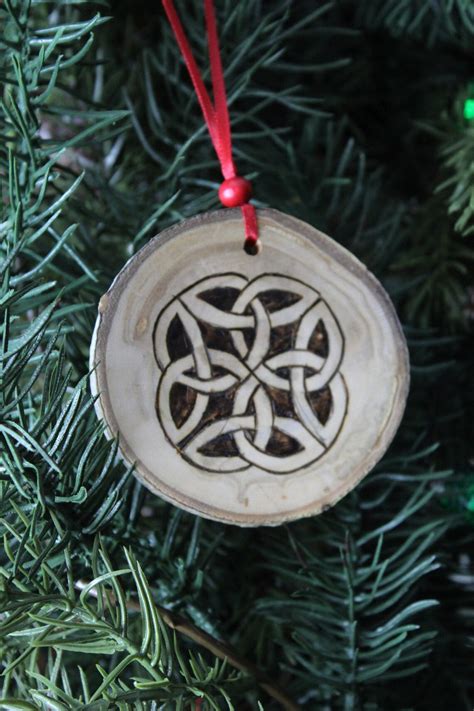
[90,208,409,526]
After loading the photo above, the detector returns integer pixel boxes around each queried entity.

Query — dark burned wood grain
[267,323,294,358]
[266,429,303,455]
[199,286,239,311]
[199,323,240,358]
[169,383,196,428]
[166,314,189,360]
[309,320,328,358]
[309,386,332,425]
[258,289,301,312]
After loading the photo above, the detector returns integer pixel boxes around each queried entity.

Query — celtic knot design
[153,273,348,474]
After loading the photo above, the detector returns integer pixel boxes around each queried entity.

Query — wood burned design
[153,273,348,474]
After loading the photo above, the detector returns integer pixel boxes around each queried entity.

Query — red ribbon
[162,0,259,246]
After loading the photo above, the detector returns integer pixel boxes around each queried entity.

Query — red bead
[218,177,252,207]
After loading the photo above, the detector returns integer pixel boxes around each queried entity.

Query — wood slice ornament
[90,208,409,526]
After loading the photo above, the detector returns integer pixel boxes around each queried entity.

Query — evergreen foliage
[1,0,473,708]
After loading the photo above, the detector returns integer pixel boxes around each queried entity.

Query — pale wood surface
[90,208,409,526]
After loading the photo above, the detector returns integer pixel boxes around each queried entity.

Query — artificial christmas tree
[1,1,474,709]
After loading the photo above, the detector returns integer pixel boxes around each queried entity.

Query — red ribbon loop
[162,0,259,246]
